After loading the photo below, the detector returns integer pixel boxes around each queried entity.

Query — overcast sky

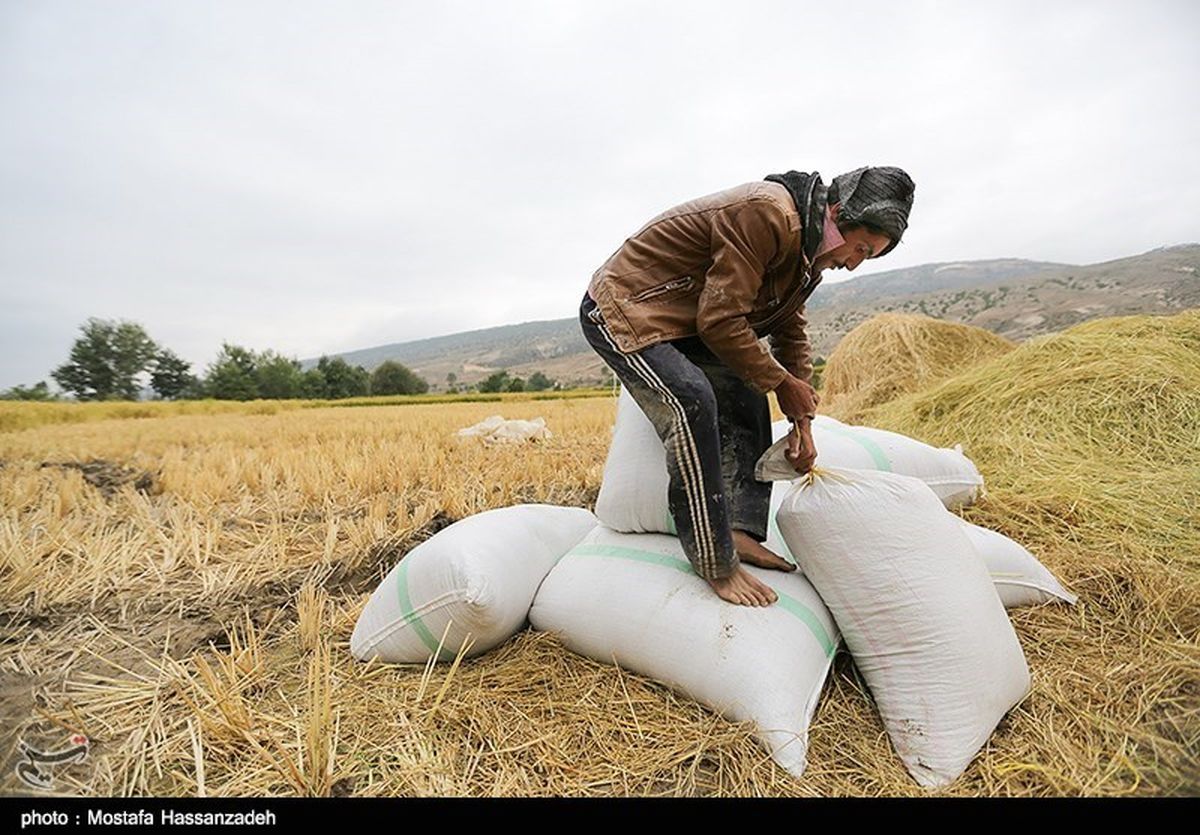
[2,1,1197,389]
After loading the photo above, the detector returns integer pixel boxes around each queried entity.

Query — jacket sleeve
[768,304,814,386]
[694,198,793,395]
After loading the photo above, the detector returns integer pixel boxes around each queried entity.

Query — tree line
[1,318,567,401]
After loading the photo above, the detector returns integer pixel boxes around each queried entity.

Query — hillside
[805,258,1068,311]
[804,243,1200,357]
[301,244,1199,389]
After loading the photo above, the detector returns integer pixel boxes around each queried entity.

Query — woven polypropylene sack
[764,481,1077,609]
[595,386,984,536]
[774,467,1031,787]
[528,524,841,779]
[351,504,598,663]
[762,417,984,508]
[593,386,676,533]
[960,521,1078,608]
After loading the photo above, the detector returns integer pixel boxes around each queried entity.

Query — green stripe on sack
[394,558,457,662]
[565,543,836,657]
[818,422,893,471]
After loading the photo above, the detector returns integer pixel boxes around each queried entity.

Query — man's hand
[774,375,820,422]
[784,417,817,474]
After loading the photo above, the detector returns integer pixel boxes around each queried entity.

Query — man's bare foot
[706,565,779,607]
[732,530,796,573]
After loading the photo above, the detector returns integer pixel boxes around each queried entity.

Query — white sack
[455,415,553,444]
[529,524,841,779]
[594,388,677,534]
[775,467,1031,787]
[762,416,984,509]
[594,387,984,536]
[960,521,1078,608]
[351,504,597,663]
[764,481,1077,609]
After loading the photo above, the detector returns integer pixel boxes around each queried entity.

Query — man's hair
[837,218,889,237]
[828,166,915,257]
[836,218,891,246]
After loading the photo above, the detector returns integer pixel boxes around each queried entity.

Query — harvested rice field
[1,311,1197,797]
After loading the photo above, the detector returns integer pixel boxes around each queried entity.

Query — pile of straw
[819,312,1014,423]
[862,310,1200,571]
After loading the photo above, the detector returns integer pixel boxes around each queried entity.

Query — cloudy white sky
[2,0,1197,389]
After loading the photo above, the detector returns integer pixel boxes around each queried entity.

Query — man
[579,166,915,607]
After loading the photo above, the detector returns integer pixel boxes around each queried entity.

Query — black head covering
[763,171,828,264]
[827,166,916,257]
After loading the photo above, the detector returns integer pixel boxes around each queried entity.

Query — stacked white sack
[774,467,1031,787]
[595,387,985,534]
[351,504,597,663]
[529,524,841,780]
[959,521,1078,608]
[757,451,1077,609]
[761,416,984,508]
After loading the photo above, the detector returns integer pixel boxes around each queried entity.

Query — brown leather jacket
[586,180,821,395]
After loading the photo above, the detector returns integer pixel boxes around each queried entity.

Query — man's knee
[673,376,718,423]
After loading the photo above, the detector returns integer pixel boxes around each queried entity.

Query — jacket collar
[763,170,829,265]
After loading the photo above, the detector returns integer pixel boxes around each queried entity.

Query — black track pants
[580,290,772,580]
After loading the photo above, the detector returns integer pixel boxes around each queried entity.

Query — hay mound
[820,313,1014,422]
[861,309,1200,567]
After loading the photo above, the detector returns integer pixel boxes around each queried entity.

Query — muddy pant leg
[579,292,739,580]
[671,336,773,542]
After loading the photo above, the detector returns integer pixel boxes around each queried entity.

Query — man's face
[812,225,894,275]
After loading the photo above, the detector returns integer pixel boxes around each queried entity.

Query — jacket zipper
[630,276,694,302]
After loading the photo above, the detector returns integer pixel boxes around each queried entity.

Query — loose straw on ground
[1,316,1197,796]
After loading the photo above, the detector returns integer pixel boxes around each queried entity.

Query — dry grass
[820,312,1015,423]
[0,388,612,434]
[1,313,1197,796]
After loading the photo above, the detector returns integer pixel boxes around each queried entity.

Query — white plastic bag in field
[528,525,841,779]
[762,417,984,508]
[774,467,1031,787]
[763,480,1077,609]
[455,415,553,444]
[350,504,597,664]
[960,521,1078,608]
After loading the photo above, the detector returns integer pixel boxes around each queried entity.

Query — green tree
[317,356,369,399]
[300,367,327,400]
[52,318,158,400]
[478,371,509,393]
[370,360,428,396]
[1,381,57,401]
[204,343,259,400]
[526,371,554,391]
[255,351,304,399]
[504,376,525,392]
[149,348,197,400]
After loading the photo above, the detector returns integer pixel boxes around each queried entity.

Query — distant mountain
[803,243,1200,358]
[300,244,1200,389]
[298,318,589,388]
[805,258,1069,311]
